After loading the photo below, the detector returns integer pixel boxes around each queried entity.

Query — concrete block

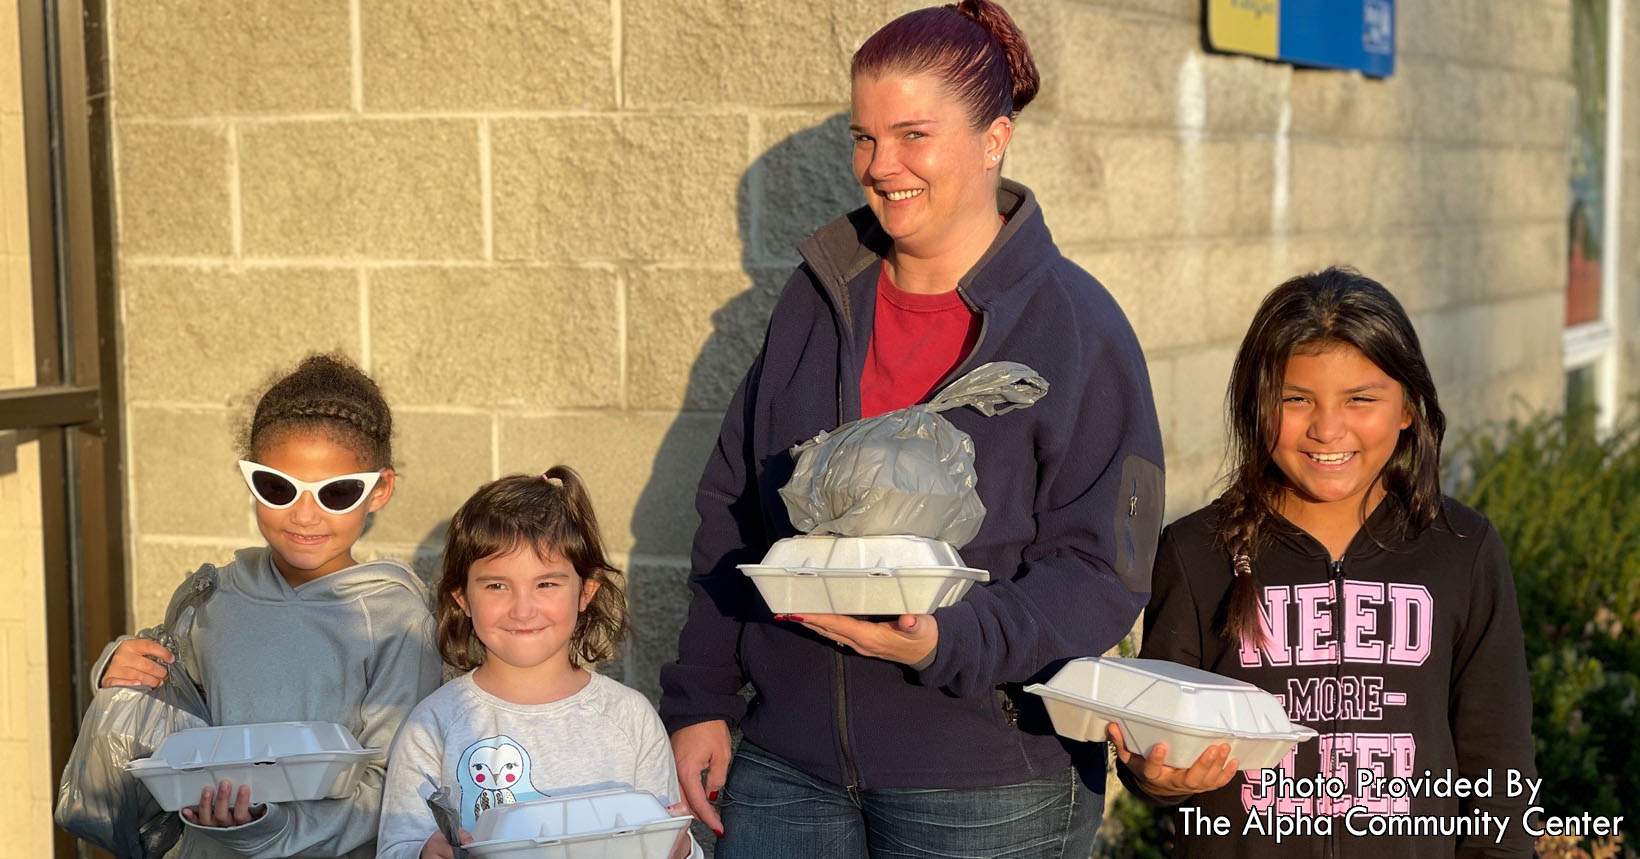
[624,0,886,107]
[131,539,241,629]
[1170,344,1237,456]
[626,266,784,412]
[1233,139,1277,235]
[240,120,482,259]
[992,0,1065,120]
[1199,241,1287,343]
[1289,142,1444,233]
[1286,141,1369,234]
[1337,233,1448,315]
[0,735,52,852]
[1445,223,1563,309]
[1021,131,1239,243]
[1098,0,1197,19]
[1431,145,1565,224]
[0,424,41,531]
[116,124,232,257]
[751,113,861,264]
[1064,245,1208,353]
[0,5,18,117]
[1401,0,1570,77]
[1202,54,1291,134]
[1004,123,1111,247]
[1145,354,1176,455]
[1165,446,1226,522]
[1288,64,1414,140]
[361,0,613,110]
[366,411,492,546]
[498,412,722,557]
[111,0,350,116]
[0,259,28,386]
[624,557,693,705]
[129,406,256,539]
[492,116,746,262]
[122,265,359,403]
[1404,59,1572,148]
[1,115,28,256]
[0,535,40,623]
[1058,8,1194,129]
[369,266,620,407]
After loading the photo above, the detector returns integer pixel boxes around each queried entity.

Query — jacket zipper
[833,649,861,799]
[820,263,987,800]
[831,272,862,799]
[1328,557,1345,859]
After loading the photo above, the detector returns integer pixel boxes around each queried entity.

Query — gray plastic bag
[55,564,217,858]
[426,781,469,859]
[779,362,1049,548]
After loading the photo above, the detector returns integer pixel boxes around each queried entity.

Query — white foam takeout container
[739,535,988,616]
[127,721,382,811]
[464,788,694,859]
[1025,658,1317,771]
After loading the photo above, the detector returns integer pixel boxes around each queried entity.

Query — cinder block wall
[1,0,54,850]
[110,0,1584,712]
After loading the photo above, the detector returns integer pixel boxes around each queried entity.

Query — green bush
[1451,407,1640,844]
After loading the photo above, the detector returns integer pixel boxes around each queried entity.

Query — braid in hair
[246,353,394,468]
[1213,482,1278,648]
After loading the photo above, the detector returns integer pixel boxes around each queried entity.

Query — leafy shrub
[1452,407,1640,856]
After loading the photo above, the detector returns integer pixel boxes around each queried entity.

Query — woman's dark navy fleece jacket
[659,180,1166,789]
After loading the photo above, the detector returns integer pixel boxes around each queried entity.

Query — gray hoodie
[93,547,442,858]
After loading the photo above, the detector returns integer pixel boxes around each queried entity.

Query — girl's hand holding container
[1106,722,1239,800]
[419,827,472,859]
[179,779,266,828]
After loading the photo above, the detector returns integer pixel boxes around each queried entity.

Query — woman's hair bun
[953,0,1040,115]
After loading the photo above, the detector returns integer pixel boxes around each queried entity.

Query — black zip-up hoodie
[658,180,1166,789]
[1121,498,1537,858]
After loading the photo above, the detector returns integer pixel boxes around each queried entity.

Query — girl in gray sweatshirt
[377,467,700,859]
[93,354,443,857]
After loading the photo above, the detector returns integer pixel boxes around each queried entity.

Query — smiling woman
[658,2,1166,857]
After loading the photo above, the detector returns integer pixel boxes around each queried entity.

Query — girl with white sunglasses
[90,353,443,858]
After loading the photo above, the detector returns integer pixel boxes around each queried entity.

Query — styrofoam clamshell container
[1025,658,1317,771]
[739,535,988,615]
[126,721,382,811]
[464,788,693,859]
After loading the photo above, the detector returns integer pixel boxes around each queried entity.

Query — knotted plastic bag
[779,362,1049,548]
[55,564,217,858]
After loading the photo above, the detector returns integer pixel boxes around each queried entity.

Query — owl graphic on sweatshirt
[455,735,549,829]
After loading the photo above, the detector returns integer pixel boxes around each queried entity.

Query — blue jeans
[715,741,1101,859]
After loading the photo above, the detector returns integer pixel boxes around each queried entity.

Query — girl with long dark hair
[1117,267,1537,858]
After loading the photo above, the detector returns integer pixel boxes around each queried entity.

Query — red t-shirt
[859,261,981,418]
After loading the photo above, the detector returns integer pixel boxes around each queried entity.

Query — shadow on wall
[412,517,450,593]
[623,112,861,705]
[0,430,23,479]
